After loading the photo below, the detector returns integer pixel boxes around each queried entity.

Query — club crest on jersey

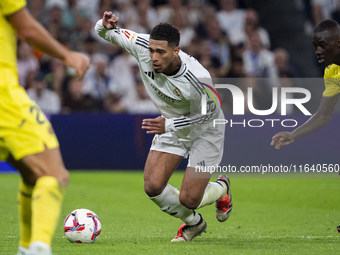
[173,87,181,97]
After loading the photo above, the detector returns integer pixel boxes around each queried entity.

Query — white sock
[149,184,201,225]
[28,241,52,255]
[197,181,227,209]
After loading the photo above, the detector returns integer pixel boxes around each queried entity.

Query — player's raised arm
[7,7,89,79]
[271,94,340,149]
[95,12,146,59]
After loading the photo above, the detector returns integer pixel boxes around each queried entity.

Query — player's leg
[8,155,34,255]
[179,168,225,209]
[144,150,201,224]
[179,167,231,217]
[144,150,181,197]
[145,132,203,227]
[8,147,68,255]
[180,120,232,221]
[170,167,230,242]
[1,82,67,254]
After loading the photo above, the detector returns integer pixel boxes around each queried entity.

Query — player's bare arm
[271,94,340,149]
[102,11,119,30]
[142,116,165,134]
[7,7,89,78]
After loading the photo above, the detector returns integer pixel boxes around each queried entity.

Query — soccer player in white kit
[95,11,233,242]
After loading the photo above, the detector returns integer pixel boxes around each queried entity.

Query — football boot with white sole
[171,213,207,242]
[215,175,233,222]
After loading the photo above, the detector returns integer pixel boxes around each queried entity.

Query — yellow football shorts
[0,84,59,161]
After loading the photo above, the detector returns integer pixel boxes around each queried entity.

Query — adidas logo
[197,160,206,167]
[145,71,155,80]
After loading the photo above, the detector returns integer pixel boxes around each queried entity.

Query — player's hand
[102,11,118,30]
[142,116,165,134]
[271,132,295,149]
[63,52,90,79]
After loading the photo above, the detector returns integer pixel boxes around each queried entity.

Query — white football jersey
[95,20,223,140]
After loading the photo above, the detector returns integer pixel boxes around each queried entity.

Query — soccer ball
[63,208,101,243]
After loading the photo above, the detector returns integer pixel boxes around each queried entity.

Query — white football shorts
[150,117,225,169]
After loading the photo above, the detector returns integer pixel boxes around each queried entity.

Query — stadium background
[1,0,340,171]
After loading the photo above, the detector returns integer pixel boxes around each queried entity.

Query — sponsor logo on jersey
[149,83,181,103]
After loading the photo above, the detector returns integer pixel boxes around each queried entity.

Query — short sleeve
[323,66,340,97]
[0,0,26,16]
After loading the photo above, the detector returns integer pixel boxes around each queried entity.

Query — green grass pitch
[0,171,339,255]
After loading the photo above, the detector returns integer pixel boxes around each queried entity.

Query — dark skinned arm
[271,94,340,149]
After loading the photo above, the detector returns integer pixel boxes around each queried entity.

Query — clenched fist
[102,11,119,30]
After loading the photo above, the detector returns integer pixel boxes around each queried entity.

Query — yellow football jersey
[0,0,26,88]
[0,0,59,161]
[323,64,340,97]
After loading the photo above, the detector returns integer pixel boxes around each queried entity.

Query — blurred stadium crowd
[20,0,339,114]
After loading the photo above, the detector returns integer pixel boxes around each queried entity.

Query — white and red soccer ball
[63,209,101,243]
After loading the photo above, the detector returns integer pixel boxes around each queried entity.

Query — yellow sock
[18,181,34,248]
[30,176,65,246]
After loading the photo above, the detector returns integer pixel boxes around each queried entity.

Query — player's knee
[39,166,69,187]
[144,180,166,197]
[59,167,69,187]
[179,193,200,209]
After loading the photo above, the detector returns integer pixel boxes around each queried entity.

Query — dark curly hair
[150,23,180,47]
